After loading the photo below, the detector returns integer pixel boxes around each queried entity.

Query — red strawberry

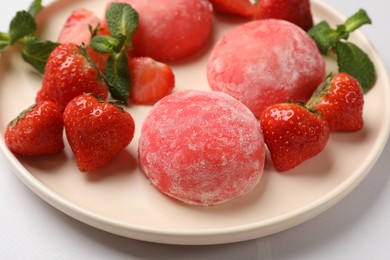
[57,9,109,73]
[306,73,364,132]
[129,57,175,104]
[209,0,254,18]
[57,8,101,45]
[63,94,135,172]
[260,103,330,171]
[253,0,313,31]
[36,42,108,111]
[4,101,64,156]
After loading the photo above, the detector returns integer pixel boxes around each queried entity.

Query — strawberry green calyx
[79,93,126,111]
[8,104,37,127]
[308,9,375,93]
[306,74,333,110]
[0,0,59,74]
[105,99,126,111]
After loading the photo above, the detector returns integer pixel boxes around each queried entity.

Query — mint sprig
[0,0,58,74]
[21,37,59,74]
[105,3,138,50]
[9,10,37,44]
[308,9,375,93]
[27,0,43,17]
[90,3,139,103]
[335,41,375,93]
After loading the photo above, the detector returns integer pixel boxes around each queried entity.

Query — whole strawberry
[63,94,135,172]
[5,101,64,156]
[260,103,330,172]
[306,73,364,132]
[36,42,108,111]
[253,0,313,31]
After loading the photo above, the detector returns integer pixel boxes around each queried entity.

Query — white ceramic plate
[0,0,389,245]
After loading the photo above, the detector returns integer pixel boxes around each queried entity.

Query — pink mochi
[106,0,213,61]
[139,90,265,206]
[207,19,326,117]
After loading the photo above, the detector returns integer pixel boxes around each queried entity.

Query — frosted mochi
[107,0,213,61]
[207,19,326,117]
[139,90,265,206]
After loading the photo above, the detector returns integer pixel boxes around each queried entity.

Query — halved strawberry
[129,57,175,104]
[209,0,254,18]
[57,8,101,45]
[253,0,313,31]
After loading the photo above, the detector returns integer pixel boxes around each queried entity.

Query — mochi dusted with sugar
[138,90,266,206]
[105,0,213,61]
[207,19,326,117]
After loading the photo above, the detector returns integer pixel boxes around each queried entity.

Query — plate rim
[1,0,390,245]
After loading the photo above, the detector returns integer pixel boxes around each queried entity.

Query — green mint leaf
[309,9,372,55]
[28,0,43,18]
[105,3,138,49]
[21,38,59,74]
[0,32,9,51]
[335,41,376,93]
[0,42,9,51]
[0,32,9,41]
[9,11,37,44]
[90,34,126,53]
[105,52,130,103]
[344,9,372,33]
[308,21,341,54]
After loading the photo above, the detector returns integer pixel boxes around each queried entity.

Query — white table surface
[1,0,389,259]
